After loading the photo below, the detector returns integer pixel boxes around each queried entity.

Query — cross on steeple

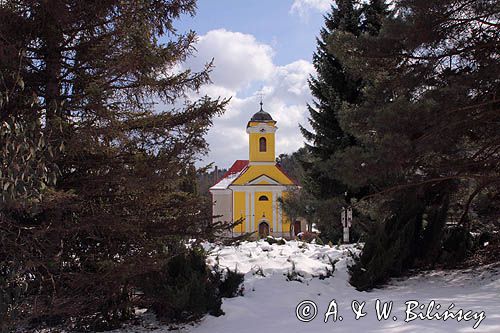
[256,87,265,110]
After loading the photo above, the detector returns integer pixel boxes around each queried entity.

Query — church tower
[246,102,277,164]
[210,102,300,239]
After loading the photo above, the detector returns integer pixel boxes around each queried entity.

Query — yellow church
[209,103,299,238]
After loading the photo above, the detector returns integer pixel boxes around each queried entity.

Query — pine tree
[0,0,229,329]
[332,0,500,289]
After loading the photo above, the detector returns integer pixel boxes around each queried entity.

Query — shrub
[138,249,223,322]
[440,226,473,267]
[285,262,304,282]
[218,269,244,298]
[265,236,286,245]
[264,236,278,245]
[138,247,245,323]
[298,231,318,243]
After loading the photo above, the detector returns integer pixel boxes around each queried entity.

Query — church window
[259,137,267,152]
[258,195,269,201]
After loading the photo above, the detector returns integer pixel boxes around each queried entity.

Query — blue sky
[177,0,327,66]
[174,0,332,168]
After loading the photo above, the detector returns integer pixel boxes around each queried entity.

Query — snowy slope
[117,240,500,333]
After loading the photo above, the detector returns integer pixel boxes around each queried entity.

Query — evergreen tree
[297,0,389,242]
[330,0,500,289]
[0,0,229,329]
[300,0,361,163]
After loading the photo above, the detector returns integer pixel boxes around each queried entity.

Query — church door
[258,222,269,238]
[294,220,301,236]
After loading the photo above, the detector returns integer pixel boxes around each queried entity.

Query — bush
[285,262,304,282]
[265,236,286,245]
[138,248,244,323]
[264,236,278,245]
[349,188,457,291]
[218,269,244,298]
[138,249,223,322]
[298,231,318,243]
[348,195,425,291]
[440,226,472,267]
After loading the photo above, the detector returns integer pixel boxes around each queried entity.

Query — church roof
[249,102,274,122]
[210,159,299,190]
[210,160,249,190]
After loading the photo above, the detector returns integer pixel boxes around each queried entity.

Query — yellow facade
[231,189,289,236]
[233,191,247,234]
[210,103,299,238]
[231,165,294,186]
[248,131,275,162]
[254,191,273,229]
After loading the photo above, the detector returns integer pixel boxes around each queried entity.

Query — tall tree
[300,0,361,163]
[330,0,500,289]
[296,0,389,242]
[0,0,228,329]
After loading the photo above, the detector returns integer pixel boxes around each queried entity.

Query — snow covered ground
[118,240,500,333]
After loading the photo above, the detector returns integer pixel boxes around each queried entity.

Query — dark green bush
[218,269,244,298]
[348,194,426,291]
[265,236,286,245]
[139,249,222,322]
[440,226,472,267]
[264,236,278,245]
[138,248,244,323]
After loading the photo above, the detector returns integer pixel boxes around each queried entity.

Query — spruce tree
[300,0,361,163]
[297,0,389,241]
[0,0,228,328]
[331,0,500,289]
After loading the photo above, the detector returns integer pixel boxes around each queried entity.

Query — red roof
[210,160,249,190]
[220,160,249,179]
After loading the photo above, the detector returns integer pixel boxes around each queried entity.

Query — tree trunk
[41,1,64,143]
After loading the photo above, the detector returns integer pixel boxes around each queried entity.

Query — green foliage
[139,248,244,322]
[276,147,309,185]
[318,257,337,280]
[304,0,499,289]
[349,192,426,290]
[0,117,59,204]
[278,187,315,236]
[264,236,286,245]
[139,249,224,322]
[300,0,364,191]
[294,0,390,244]
[348,183,470,290]
[218,268,245,299]
[0,0,230,329]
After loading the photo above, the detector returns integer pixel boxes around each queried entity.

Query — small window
[258,195,269,201]
[259,137,267,152]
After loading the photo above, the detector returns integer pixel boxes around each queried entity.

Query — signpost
[341,207,352,243]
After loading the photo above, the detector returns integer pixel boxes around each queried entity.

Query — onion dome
[250,101,274,122]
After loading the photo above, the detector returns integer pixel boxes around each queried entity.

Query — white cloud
[190,29,275,90]
[187,30,315,168]
[290,0,332,18]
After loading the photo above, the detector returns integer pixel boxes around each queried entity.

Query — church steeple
[246,102,277,163]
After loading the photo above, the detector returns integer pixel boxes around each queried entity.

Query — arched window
[258,195,269,201]
[259,137,267,152]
